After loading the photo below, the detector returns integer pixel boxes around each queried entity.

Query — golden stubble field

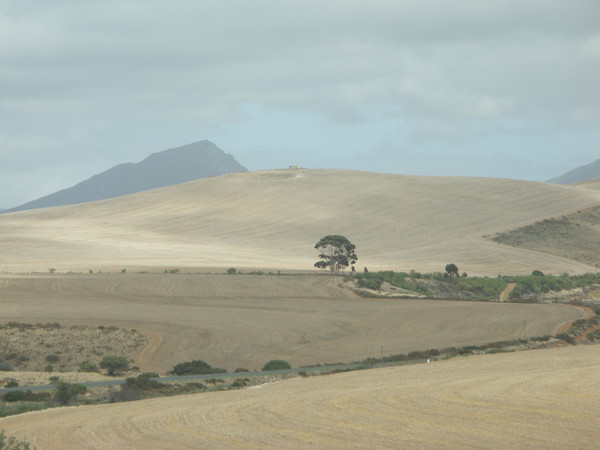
[2,169,600,275]
[2,344,599,449]
[0,273,584,373]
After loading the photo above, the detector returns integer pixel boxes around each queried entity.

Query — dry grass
[1,169,600,275]
[1,344,599,449]
[0,273,583,374]
[0,323,146,373]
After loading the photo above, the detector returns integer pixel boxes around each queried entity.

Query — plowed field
[2,345,598,449]
[0,273,583,373]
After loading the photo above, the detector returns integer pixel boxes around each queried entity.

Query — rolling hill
[2,140,247,214]
[1,169,600,274]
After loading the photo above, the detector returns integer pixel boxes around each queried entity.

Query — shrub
[54,380,87,406]
[0,362,13,372]
[4,380,18,388]
[99,355,130,376]
[556,332,574,344]
[2,390,50,403]
[234,368,249,373]
[227,268,237,274]
[230,378,250,388]
[262,360,292,371]
[79,361,99,373]
[123,373,162,391]
[171,360,226,376]
[2,391,26,402]
[45,354,60,363]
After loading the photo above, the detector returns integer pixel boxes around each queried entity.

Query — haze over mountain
[548,158,600,185]
[3,140,247,214]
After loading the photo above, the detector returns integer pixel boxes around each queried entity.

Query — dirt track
[2,344,598,449]
[0,273,583,373]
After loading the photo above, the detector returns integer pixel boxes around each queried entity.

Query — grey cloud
[1,0,599,207]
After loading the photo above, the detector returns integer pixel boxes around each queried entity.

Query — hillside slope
[1,169,600,274]
[2,345,598,449]
[3,140,247,213]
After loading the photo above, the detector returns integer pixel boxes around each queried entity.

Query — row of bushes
[355,270,600,301]
[170,359,291,375]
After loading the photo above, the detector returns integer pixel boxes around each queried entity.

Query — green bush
[262,360,292,371]
[54,380,87,406]
[79,361,99,373]
[231,378,250,388]
[99,355,130,376]
[1,391,26,403]
[171,360,226,376]
[226,268,237,274]
[2,390,50,403]
[556,332,574,344]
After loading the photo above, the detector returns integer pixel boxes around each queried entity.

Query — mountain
[3,140,247,213]
[547,158,600,184]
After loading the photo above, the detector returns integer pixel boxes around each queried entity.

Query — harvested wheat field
[2,344,598,449]
[2,170,600,275]
[0,273,582,373]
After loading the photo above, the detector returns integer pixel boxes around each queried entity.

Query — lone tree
[314,235,357,274]
[445,263,459,277]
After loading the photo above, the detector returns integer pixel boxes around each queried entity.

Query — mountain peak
[3,141,247,214]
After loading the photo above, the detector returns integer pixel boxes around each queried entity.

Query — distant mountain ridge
[548,158,600,184]
[3,140,247,213]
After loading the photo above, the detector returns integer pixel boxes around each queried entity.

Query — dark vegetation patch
[354,270,600,302]
[0,323,146,372]
[489,206,600,267]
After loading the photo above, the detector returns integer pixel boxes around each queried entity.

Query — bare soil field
[2,344,598,449]
[2,169,600,275]
[0,273,583,374]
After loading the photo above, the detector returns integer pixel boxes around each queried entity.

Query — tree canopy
[99,355,130,376]
[314,235,357,274]
[445,263,459,277]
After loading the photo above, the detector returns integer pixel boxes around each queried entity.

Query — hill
[1,345,598,449]
[573,177,600,190]
[548,158,600,184]
[2,140,247,213]
[1,169,600,274]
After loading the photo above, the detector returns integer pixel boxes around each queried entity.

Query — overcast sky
[1,0,599,208]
